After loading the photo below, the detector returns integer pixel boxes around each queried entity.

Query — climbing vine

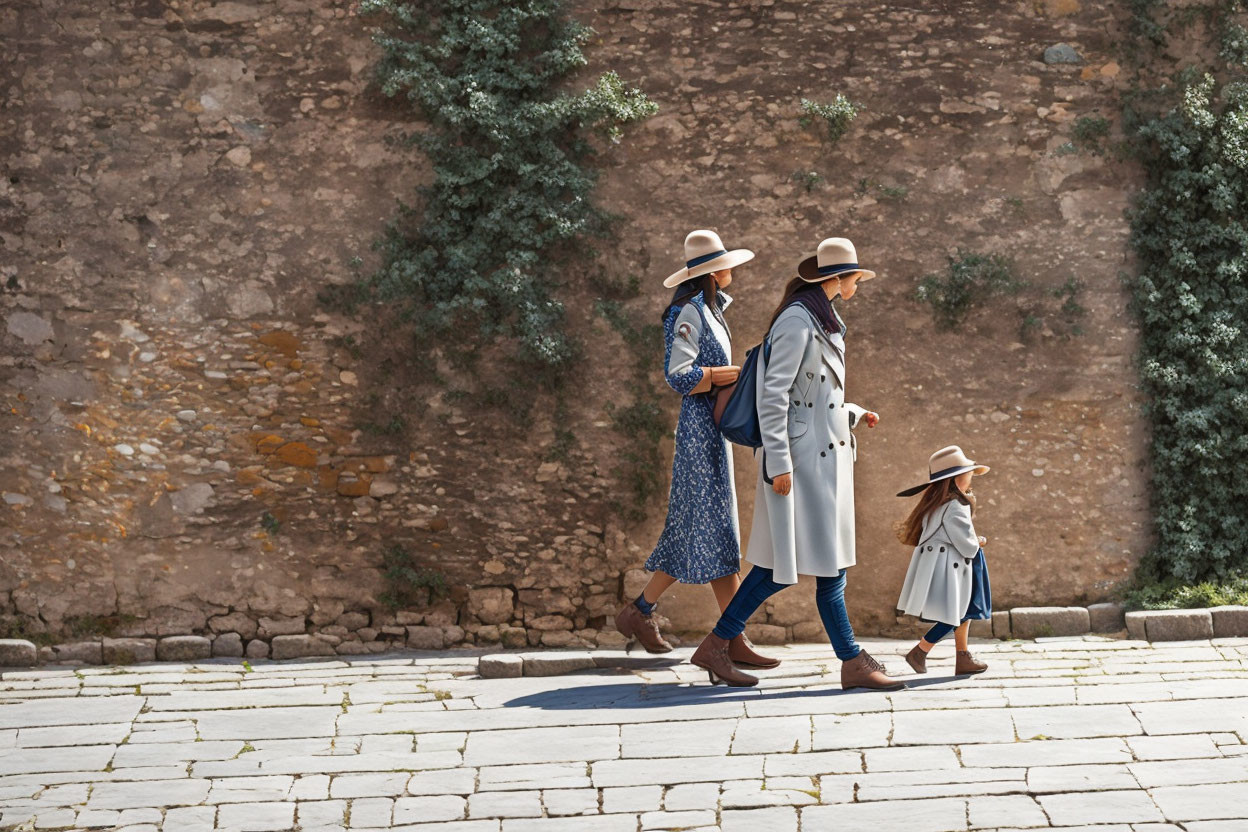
[358,0,657,375]
[1124,1,1248,588]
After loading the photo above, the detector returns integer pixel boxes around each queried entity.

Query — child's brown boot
[905,644,927,674]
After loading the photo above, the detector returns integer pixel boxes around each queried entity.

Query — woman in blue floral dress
[614,230,778,669]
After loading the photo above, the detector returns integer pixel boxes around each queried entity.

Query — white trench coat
[746,305,867,586]
[896,498,980,625]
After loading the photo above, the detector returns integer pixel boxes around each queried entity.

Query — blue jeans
[923,622,956,644]
[712,565,861,661]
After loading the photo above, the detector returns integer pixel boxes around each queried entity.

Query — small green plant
[1070,115,1112,154]
[379,544,450,610]
[241,660,254,673]
[915,250,1026,329]
[1051,276,1086,335]
[1018,312,1043,339]
[1121,575,1248,610]
[1005,195,1025,211]
[790,170,824,192]
[594,295,669,521]
[854,178,908,201]
[260,512,281,536]
[359,414,406,436]
[800,94,858,144]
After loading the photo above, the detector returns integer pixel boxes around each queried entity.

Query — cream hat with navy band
[663,230,755,289]
[896,445,990,497]
[797,237,877,283]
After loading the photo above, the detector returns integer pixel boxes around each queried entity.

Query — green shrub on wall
[359,0,656,373]
[1128,73,1248,584]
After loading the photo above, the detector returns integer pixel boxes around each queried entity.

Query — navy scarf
[786,284,845,337]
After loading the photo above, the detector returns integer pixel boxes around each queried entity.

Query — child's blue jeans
[712,565,861,661]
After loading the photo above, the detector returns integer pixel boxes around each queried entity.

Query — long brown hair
[896,478,976,546]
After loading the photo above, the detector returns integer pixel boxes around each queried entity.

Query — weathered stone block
[208,612,258,639]
[968,618,994,639]
[245,639,270,659]
[524,652,595,676]
[258,615,305,638]
[157,635,211,661]
[541,630,576,648]
[500,627,528,649]
[103,637,156,665]
[476,625,501,644]
[1125,611,1148,641]
[442,625,466,645]
[0,639,37,667]
[992,611,1012,639]
[422,600,460,628]
[1009,607,1089,639]
[212,632,244,658]
[528,614,573,631]
[406,625,445,650]
[270,634,335,660]
[1142,609,1214,641]
[745,623,787,645]
[479,654,523,678]
[467,587,515,625]
[1210,605,1248,638]
[792,621,824,642]
[338,611,370,631]
[50,641,103,664]
[1088,603,1126,633]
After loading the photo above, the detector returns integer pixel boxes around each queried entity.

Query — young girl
[895,445,993,676]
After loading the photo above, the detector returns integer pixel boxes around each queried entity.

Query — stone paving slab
[0,637,1244,829]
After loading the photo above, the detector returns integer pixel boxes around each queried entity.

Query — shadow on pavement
[501,670,964,709]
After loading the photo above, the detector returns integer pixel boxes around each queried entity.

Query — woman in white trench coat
[690,238,903,691]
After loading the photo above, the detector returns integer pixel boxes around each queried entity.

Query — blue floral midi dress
[644,292,742,583]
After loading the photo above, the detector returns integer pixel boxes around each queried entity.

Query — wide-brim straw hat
[797,237,877,283]
[664,229,755,288]
[896,445,990,497]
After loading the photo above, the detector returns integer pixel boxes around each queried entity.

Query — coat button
[839,440,846,446]
[926,546,932,552]
[953,562,959,569]
[829,404,834,409]
[820,451,826,457]
[828,442,834,449]
[940,546,945,552]
[821,375,826,382]
[807,402,813,407]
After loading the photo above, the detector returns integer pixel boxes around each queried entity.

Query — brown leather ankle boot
[841,649,905,691]
[955,650,988,675]
[729,635,781,669]
[904,643,927,674]
[691,633,758,687]
[614,603,672,654]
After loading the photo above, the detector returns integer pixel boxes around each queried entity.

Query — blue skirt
[921,548,992,624]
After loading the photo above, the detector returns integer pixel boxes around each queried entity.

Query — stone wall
[1,0,1149,658]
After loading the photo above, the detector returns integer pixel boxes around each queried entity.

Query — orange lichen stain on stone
[324,427,353,445]
[287,380,315,394]
[258,330,300,357]
[336,477,371,497]
[237,469,266,485]
[252,433,285,454]
[300,417,321,428]
[251,487,268,498]
[274,441,317,468]
[289,358,303,370]
[74,422,92,436]
[262,540,276,552]
[290,470,314,486]
[363,457,390,473]
[317,467,340,489]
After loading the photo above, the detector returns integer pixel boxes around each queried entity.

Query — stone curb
[984,604,1248,642]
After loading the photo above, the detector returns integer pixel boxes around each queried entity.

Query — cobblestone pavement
[1,637,1247,831]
